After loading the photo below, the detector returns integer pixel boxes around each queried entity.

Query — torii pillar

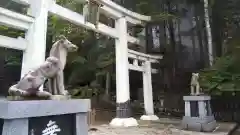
[22,0,49,77]
[110,17,138,127]
[21,0,50,91]
[140,61,159,121]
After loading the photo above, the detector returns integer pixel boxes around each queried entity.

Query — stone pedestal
[0,99,90,135]
[181,95,216,132]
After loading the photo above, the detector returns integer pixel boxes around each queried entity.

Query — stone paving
[89,118,237,135]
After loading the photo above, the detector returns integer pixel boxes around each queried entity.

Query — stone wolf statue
[8,57,61,97]
[47,35,78,95]
[8,35,78,98]
[190,72,201,95]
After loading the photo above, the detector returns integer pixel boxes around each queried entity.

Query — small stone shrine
[181,73,216,132]
[0,36,90,135]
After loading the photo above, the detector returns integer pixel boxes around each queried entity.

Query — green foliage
[5,54,22,67]
[152,12,178,21]
[70,80,103,98]
[66,35,115,86]
[199,0,240,96]
[199,42,240,95]
[70,86,102,99]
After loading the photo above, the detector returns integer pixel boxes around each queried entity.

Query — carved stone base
[109,117,138,127]
[7,96,50,101]
[0,99,90,135]
[181,95,217,132]
[181,116,217,132]
[7,95,71,101]
[140,115,159,121]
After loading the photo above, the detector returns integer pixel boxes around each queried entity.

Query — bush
[199,55,240,95]
[70,86,102,99]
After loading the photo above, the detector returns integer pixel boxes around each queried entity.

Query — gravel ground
[89,124,181,135]
[88,120,236,135]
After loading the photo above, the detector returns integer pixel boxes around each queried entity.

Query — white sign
[42,120,61,135]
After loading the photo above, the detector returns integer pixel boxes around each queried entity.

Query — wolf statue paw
[9,89,28,96]
[36,91,52,98]
[60,90,69,96]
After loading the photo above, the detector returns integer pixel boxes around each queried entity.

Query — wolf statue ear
[192,73,199,78]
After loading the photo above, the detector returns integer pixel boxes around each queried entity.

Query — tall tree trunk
[211,1,223,57]
[103,71,111,101]
[194,4,205,68]
[166,0,177,91]
[189,6,197,64]
[203,0,213,66]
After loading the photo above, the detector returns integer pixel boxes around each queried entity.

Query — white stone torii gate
[128,49,162,121]
[0,0,162,127]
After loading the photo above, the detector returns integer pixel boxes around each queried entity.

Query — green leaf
[71,56,87,64]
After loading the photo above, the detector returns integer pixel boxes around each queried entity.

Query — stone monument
[0,35,90,135]
[181,73,216,132]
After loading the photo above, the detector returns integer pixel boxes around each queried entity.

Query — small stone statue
[8,57,61,98]
[190,72,201,95]
[47,35,78,96]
